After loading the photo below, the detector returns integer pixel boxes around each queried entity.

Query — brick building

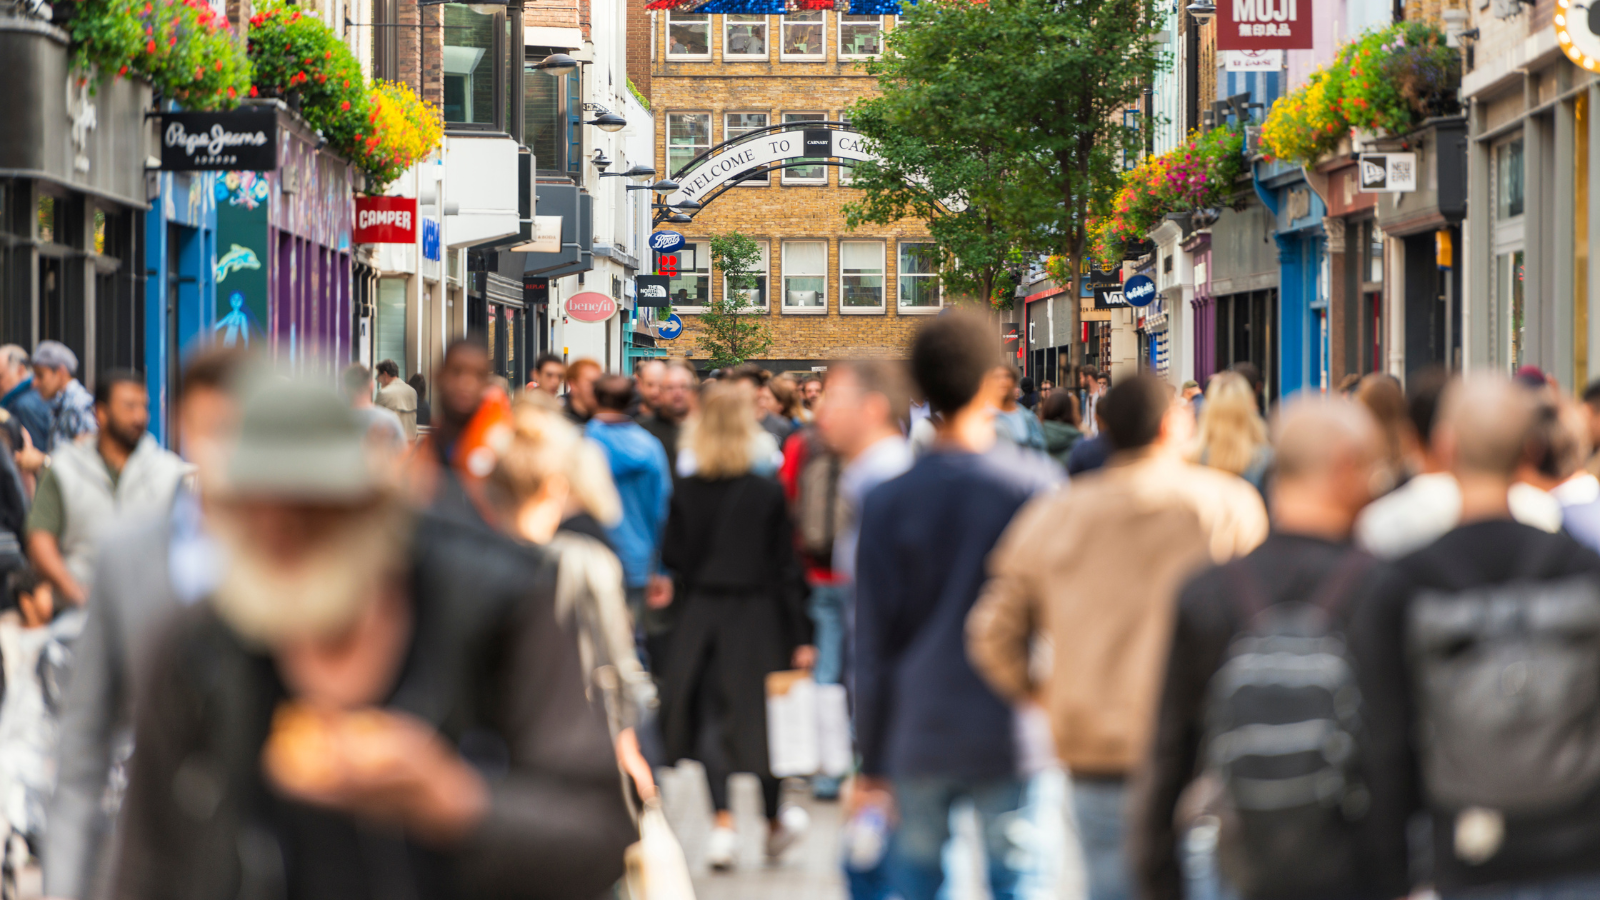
[642,8,938,370]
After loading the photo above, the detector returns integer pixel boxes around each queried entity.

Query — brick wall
[396,2,443,109]
[650,11,936,364]
[628,0,651,95]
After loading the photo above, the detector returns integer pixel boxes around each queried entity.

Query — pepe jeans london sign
[161,110,278,171]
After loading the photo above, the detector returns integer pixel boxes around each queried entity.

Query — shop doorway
[1213,288,1278,403]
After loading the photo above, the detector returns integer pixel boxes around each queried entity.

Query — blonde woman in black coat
[658,382,813,871]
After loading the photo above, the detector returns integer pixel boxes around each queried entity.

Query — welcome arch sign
[658,123,880,218]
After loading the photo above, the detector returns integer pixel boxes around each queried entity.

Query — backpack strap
[1308,550,1375,618]
[1225,559,1273,624]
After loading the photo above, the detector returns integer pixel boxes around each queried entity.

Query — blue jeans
[888,776,1028,900]
[1071,778,1130,900]
[809,583,847,686]
[1445,877,1600,900]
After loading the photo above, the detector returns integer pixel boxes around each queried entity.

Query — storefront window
[668,113,710,177]
[443,4,497,126]
[1499,250,1526,370]
[725,15,768,57]
[841,240,884,309]
[1496,137,1525,220]
[670,242,710,307]
[524,50,564,172]
[783,240,827,309]
[668,12,710,57]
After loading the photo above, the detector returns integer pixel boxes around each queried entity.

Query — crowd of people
[0,314,1597,900]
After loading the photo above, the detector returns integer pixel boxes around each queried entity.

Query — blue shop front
[145,169,219,446]
[1256,157,1328,398]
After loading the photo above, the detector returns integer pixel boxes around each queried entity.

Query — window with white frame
[725,113,770,184]
[839,15,882,57]
[838,114,855,185]
[783,112,827,183]
[667,113,710,177]
[781,11,824,58]
[667,11,710,57]
[722,240,769,309]
[669,241,711,308]
[898,242,941,309]
[724,14,768,57]
[840,241,884,310]
[783,240,827,310]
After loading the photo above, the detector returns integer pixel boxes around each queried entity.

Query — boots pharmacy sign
[663,128,880,206]
[161,110,277,171]
[1217,0,1312,50]
[353,197,418,244]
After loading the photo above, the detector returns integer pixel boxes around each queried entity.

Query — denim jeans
[1071,778,1130,900]
[808,584,848,798]
[1444,876,1600,900]
[887,775,1028,900]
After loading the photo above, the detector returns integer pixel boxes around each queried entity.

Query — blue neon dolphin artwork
[215,243,261,283]
[214,290,261,347]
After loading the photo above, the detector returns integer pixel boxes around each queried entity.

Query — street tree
[847,0,1162,334]
[698,231,773,367]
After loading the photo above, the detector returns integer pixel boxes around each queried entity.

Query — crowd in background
[0,315,1596,900]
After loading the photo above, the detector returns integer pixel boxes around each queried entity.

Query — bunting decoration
[645,0,907,14]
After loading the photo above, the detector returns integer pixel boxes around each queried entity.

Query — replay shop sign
[161,109,278,171]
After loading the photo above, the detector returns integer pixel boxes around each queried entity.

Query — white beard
[210,505,409,645]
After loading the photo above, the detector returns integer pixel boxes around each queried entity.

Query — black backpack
[1201,553,1373,898]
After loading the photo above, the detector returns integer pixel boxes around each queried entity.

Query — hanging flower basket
[1093,126,1246,264]
[61,0,249,107]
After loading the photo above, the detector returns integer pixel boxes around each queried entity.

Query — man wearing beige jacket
[967,374,1268,900]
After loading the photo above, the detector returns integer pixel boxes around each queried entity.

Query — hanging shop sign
[658,314,685,340]
[161,109,278,171]
[1358,153,1417,192]
[567,291,617,322]
[662,128,880,206]
[636,275,672,307]
[1122,274,1158,308]
[1216,0,1312,51]
[1225,49,1284,70]
[1094,287,1129,309]
[1085,259,1122,289]
[353,197,418,244]
[649,230,686,253]
[421,217,441,261]
[1557,0,1600,71]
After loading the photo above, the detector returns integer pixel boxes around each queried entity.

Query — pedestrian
[802,374,823,422]
[1040,380,1055,402]
[408,373,432,429]
[636,360,695,474]
[488,399,658,804]
[1354,373,1415,484]
[658,382,813,871]
[44,348,245,900]
[993,366,1047,453]
[815,360,913,900]
[1351,374,1600,900]
[1355,371,1562,557]
[1192,370,1273,496]
[731,364,795,443]
[1516,397,1600,551]
[341,363,407,457]
[109,378,635,899]
[1037,389,1083,470]
[1068,406,1113,476]
[1018,376,1039,411]
[533,353,567,398]
[584,374,672,621]
[0,345,50,454]
[968,374,1268,900]
[1230,362,1264,414]
[0,414,27,578]
[854,311,1061,900]
[23,370,187,607]
[373,359,419,441]
[772,373,806,431]
[632,358,666,418]
[564,358,602,424]
[0,564,74,858]
[1133,396,1393,900]
[407,339,493,527]
[1081,366,1106,437]
[31,341,96,451]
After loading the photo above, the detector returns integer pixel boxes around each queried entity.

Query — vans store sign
[1216,0,1312,50]
[161,110,278,171]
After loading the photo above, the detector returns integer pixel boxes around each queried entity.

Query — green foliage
[1261,22,1459,165]
[846,0,1162,318]
[248,1,373,166]
[698,232,774,367]
[628,77,649,112]
[65,0,249,107]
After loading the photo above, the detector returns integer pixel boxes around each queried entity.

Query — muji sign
[1216,0,1312,50]
[566,291,618,322]
[354,197,418,244]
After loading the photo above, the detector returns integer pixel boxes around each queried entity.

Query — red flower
[341,100,351,110]
[119,65,128,75]
[343,79,350,87]
[250,85,259,96]
[147,38,157,52]
[325,50,333,59]
[228,86,237,98]
[216,60,223,71]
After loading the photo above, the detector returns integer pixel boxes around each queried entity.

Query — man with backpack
[1353,375,1600,899]
[1131,396,1396,900]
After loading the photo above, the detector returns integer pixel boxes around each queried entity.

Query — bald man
[1352,375,1600,900]
[1133,396,1395,900]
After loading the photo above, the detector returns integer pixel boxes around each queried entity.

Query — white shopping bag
[816,683,852,778]
[766,670,820,777]
[623,800,696,900]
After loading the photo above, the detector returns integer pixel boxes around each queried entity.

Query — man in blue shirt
[0,344,51,452]
[585,373,672,616]
[32,341,97,450]
[853,310,1061,900]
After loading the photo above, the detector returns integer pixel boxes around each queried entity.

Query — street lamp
[667,213,693,224]
[650,178,679,193]
[674,199,703,211]
[531,52,579,76]
[1185,0,1215,23]
[592,149,612,172]
[601,164,656,179]
[582,104,628,133]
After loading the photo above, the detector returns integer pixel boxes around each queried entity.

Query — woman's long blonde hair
[683,381,761,478]
[490,398,622,525]
[1193,371,1268,475]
